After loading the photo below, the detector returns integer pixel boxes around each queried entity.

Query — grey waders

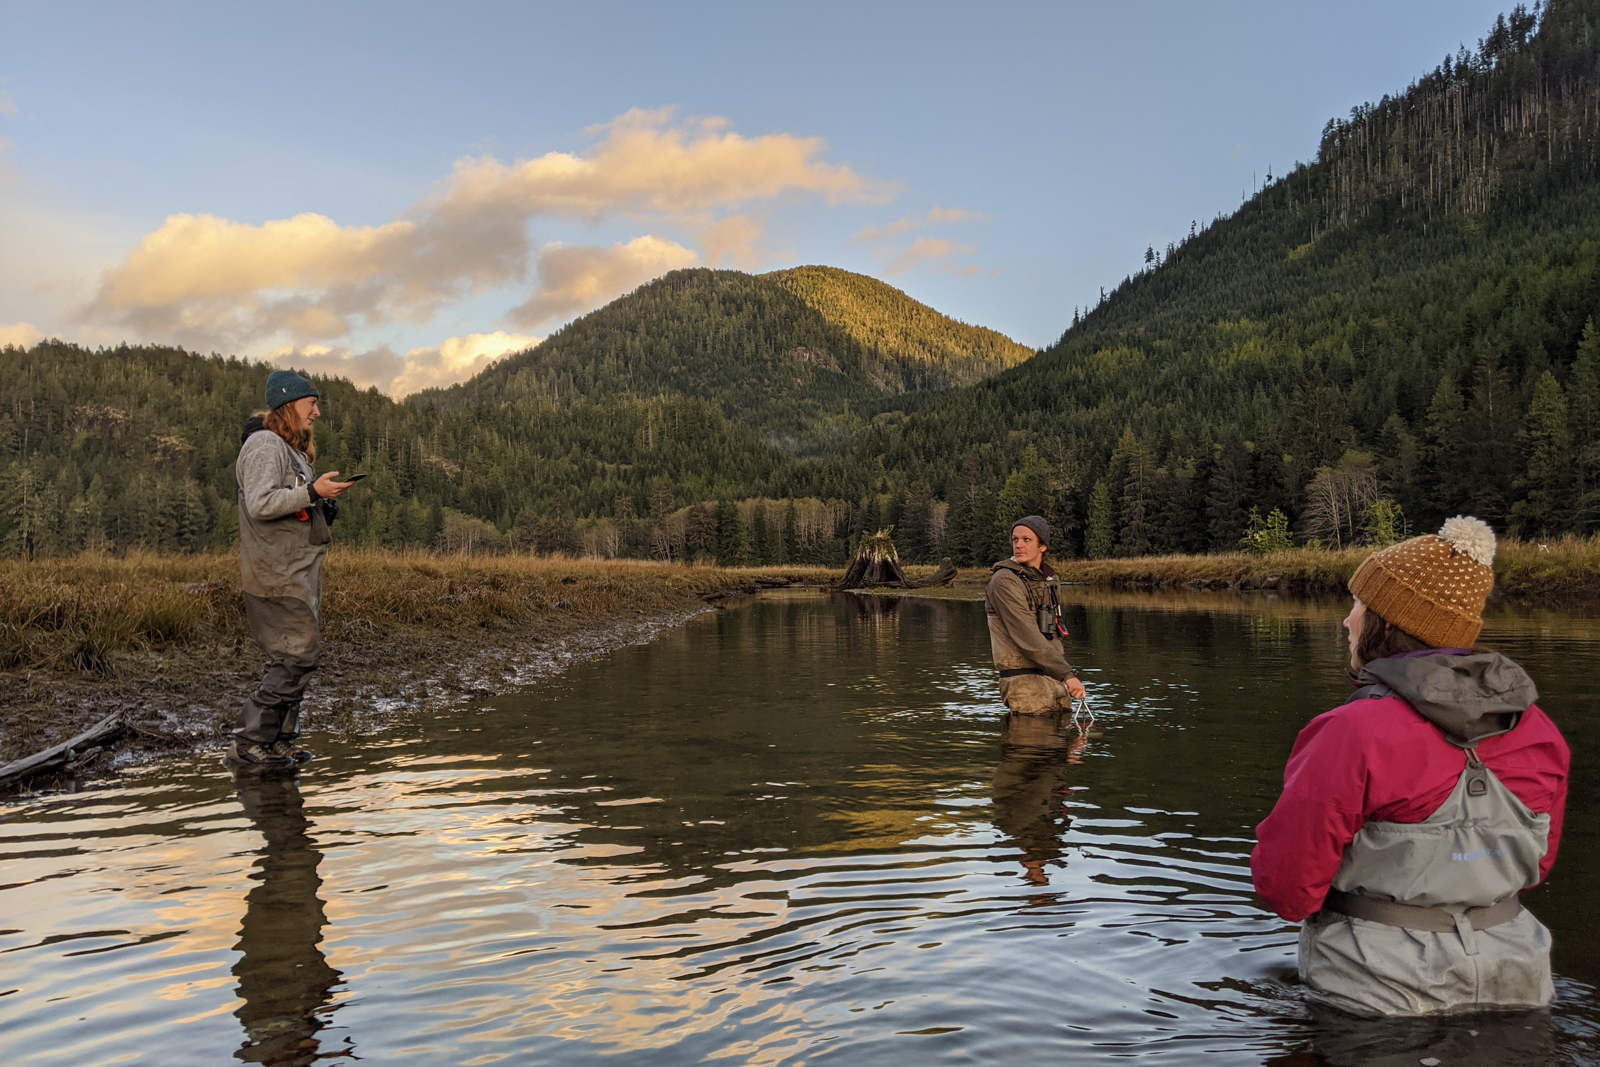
[1300,746,1553,1017]
[233,423,330,767]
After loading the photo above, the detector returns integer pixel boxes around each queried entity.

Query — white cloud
[509,235,699,329]
[0,321,44,348]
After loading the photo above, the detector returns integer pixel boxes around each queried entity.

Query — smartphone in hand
[342,473,369,482]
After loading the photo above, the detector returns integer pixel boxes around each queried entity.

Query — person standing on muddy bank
[986,516,1088,714]
[230,370,356,769]
[1253,517,1570,1018]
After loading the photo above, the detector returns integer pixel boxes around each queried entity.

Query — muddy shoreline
[1,555,843,795]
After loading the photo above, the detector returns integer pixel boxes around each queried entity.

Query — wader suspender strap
[1321,744,1521,948]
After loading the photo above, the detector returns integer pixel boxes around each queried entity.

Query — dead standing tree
[835,529,957,590]
[1303,459,1381,549]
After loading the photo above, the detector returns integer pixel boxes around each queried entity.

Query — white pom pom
[1439,516,1496,567]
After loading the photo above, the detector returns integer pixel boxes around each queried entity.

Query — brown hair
[1354,606,1429,671]
[257,402,316,463]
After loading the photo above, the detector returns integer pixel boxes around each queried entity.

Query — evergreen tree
[1421,374,1467,527]
[750,502,773,564]
[715,499,748,565]
[1569,319,1600,527]
[1112,428,1155,557]
[1085,479,1115,560]
[1464,353,1520,523]
[1205,442,1252,550]
[1511,370,1572,536]
[899,482,934,563]
[1377,414,1422,520]
[995,446,1054,546]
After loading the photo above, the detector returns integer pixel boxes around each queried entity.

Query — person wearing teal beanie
[230,370,355,769]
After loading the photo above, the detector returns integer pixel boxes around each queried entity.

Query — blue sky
[0,1,1511,393]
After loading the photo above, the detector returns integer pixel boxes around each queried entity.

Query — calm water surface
[2,590,1596,1065]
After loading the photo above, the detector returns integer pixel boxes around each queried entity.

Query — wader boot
[231,594,322,768]
[1300,746,1553,1017]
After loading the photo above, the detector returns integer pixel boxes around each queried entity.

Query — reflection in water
[1295,1005,1557,1066]
[991,711,1085,886]
[232,772,345,1065]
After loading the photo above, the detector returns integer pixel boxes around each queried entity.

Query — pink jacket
[1252,680,1570,923]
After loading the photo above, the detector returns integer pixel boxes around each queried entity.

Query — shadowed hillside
[808,0,1600,561]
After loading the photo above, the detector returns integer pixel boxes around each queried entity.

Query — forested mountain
[8,2,1600,569]
[809,0,1600,561]
[417,266,1033,452]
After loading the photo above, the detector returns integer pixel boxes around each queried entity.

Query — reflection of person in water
[991,711,1085,886]
[232,773,343,1065]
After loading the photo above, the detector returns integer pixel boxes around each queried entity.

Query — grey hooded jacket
[236,424,330,614]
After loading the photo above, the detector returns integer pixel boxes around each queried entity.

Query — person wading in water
[985,516,1088,714]
[230,370,356,770]
[1253,517,1570,1017]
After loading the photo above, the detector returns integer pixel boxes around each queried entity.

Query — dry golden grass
[5,536,1595,677]
[1039,537,1600,600]
[0,549,838,675]
[1048,548,1370,593]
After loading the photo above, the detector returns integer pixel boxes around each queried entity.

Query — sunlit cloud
[438,108,890,222]
[848,207,984,246]
[269,330,541,397]
[393,331,541,396]
[80,109,889,353]
[884,236,978,276]
[697,214,767,270]
[509,235,699,329]
[0,321,45,348]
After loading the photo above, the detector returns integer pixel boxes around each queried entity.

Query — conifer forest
[7,1,1600,566]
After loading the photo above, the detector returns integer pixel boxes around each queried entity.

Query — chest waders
[1299,699,1554,1017]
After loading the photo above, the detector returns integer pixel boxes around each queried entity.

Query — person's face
[290,396,322,424]
[1012,526,1045,567]
[1343,597,1367,671]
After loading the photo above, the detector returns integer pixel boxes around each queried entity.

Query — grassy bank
[0,550,835,675]
[1030,536,1600,601]
[0,550,838,771]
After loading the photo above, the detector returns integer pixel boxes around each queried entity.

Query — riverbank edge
[946,539,1600,602]
[0,554,842,792]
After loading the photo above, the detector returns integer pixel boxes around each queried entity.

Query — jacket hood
[241,415,267,444]
[992,558,1055,579]
[1358,651,1538,745]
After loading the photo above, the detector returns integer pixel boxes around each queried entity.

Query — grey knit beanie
[1012,515,1050,546]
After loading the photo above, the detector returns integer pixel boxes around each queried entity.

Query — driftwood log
[835,529,958,590]
[0,711,125,791]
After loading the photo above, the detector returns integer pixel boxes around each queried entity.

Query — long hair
[257,402,316,463]
[1353,606,1429,672]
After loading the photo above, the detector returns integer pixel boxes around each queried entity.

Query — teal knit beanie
[265,369,320,409]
